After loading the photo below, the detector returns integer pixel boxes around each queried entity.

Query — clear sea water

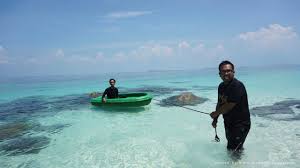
[0,67,300,168]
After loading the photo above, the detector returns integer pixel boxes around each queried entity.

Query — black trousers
[225,121,251,150]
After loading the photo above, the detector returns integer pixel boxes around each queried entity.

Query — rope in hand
[152,98,220,142]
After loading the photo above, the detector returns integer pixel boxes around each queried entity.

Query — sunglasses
[220,70,233,74]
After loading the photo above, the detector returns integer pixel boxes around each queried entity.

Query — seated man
[102,79,118,102]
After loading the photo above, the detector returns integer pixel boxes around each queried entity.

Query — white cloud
[18,41,226,74]
[233,24,300,64]
[55,49,65,58]
[112,52,127,62]
[178,41,190,49]
[95,52,104,60]
[52,50,108,65]
[0,45,9,64]
[25,49,98,65]
[192,43,205,52]
[216,44,224,51]
[104,11,152,19]
[238,24,298,47]
[133,44,174,59]
[121,41,226,69]
[151,45,173,56]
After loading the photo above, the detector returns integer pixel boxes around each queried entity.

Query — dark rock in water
[0,94,90,122]
[159,92,208,106]
[0,121,70,142]
[191,85,217,91]
[35,124,71,134]
[15,160,41,168]
[296,105,300,109]
[0,122,37,141]
[0,136,50,156]
[0,96,49,121]
[49,94,90,112]
[121,85,188,96]
[251,100,300,120]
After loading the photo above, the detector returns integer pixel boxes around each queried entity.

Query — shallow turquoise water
[0,67,300,167]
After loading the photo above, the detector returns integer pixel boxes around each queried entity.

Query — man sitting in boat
[102,79,119,102]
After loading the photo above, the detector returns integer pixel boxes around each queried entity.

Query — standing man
[210,61,251,151]
[102,79,119,102]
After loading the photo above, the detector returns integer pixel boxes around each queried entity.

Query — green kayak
[91,93,153,107]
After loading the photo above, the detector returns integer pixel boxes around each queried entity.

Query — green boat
[91,93,153,107]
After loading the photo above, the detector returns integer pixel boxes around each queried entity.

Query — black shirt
[102,87,118,99]
[217,78,250,126]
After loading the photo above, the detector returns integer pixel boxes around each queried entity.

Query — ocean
[0,66,299,168]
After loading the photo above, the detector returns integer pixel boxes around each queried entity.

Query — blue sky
[1,0,300,76]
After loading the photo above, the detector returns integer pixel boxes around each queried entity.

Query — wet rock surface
[0,121,70,155]
[251,100,300,120]
[0,94,79,156]
[0,136,51,156]
[0,122,70,155]
[0,94,90,122]
[191,85,217,91]
[35,123,71,134]
[159,92,208,106]
[121,85,188,96]
[0,122,38,142]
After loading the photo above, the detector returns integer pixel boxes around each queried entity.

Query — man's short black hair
[219,60,235,71]
[109,78,116,82]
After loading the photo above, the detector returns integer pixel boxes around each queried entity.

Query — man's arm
[212,86,221,127]
[102,89,107,98]
[217,102,236,114]
[212,102,220,128]
[211,102,236,118]
[102,89,107,101]
[214,102,221,119]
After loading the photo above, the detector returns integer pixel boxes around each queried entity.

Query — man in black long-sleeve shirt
[102,79,118,102]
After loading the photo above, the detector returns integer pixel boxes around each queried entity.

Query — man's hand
[210,111,219,119]
[102,98,106,103]
[212,119,217,128]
